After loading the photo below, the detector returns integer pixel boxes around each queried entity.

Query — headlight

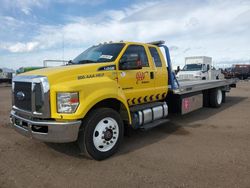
[57,92,79,113]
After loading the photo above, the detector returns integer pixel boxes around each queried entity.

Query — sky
[0,0,250,70]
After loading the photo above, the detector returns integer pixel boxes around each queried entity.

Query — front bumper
[10,110,82,143]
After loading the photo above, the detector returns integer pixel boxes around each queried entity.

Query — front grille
[14,82,32,111]
[179,74,194,80]
[34,83,43,112]
[12,75,50,118]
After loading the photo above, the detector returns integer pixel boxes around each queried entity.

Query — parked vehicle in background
[176,56,224,80]
[233,64,250,80]
[0,68,13,83]
[222,64,250,80]
[16,60,67,75]
[222,67,236,79]
[16,67,44,74]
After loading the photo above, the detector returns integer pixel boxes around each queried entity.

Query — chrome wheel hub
[93,117,119,152]
[217,89,222,104]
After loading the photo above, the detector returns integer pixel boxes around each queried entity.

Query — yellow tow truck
[10,41,236,160]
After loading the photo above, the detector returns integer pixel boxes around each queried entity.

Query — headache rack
[147,40,180,90]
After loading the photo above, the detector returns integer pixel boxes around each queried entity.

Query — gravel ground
[0,81,249,188]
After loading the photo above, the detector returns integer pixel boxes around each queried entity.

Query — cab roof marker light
[147,40,165,46]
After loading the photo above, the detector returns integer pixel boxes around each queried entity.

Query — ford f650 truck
[10,41,236,160]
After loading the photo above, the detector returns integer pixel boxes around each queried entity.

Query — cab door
[148,46,168,100]
[117,44,155,106]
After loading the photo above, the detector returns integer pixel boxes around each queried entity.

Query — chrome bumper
[10,110,82,143]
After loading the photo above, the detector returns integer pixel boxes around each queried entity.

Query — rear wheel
[78,108,124,160]
[222,91,226,103]
[209,88,223,108]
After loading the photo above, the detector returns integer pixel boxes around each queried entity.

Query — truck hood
[20,63,116,85]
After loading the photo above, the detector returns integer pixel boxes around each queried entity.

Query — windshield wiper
[66,60,74,65]
[78,60,97,64]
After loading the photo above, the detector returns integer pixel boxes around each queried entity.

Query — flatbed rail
[172,79,237,95]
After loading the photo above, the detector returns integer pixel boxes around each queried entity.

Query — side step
[141,119,169,131]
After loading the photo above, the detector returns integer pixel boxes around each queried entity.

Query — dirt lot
[0,82,249,188]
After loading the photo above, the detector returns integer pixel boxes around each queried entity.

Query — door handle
[150,72,154,79]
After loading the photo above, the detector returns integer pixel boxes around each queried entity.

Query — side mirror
[119,54,142,70]
[207,64,210,71]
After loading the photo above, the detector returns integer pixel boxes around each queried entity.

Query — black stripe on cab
[138,97,142,103]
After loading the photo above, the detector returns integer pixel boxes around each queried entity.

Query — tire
[222,91,226,103]
[209,88,223,108]
[78,108,124,160]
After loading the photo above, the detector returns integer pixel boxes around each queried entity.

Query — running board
[140,119,169,131]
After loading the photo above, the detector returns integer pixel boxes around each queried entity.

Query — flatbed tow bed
[166,77,237,115]
[153,41,237,115]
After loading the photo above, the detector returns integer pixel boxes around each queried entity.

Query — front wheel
[78,108,124,160]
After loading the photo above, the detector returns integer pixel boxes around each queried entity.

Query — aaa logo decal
[136,71,148,84]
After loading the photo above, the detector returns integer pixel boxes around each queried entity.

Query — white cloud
[21,7,32,15]
[0,0,250,69]
[0,48,83,69]
[1,42,39,53]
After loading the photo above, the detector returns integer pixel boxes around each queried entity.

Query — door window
[121,45,149,68]
[149,47,162,67]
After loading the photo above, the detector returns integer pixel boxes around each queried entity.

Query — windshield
[72,43,125,64]
[182,64,202,71]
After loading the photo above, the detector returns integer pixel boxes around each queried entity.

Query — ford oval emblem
[16,91,25,101]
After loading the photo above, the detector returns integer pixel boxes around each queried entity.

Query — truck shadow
[45,96,246,159]
[118,96,247,156]
[45,142,82,158]
[168,96,247,125]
